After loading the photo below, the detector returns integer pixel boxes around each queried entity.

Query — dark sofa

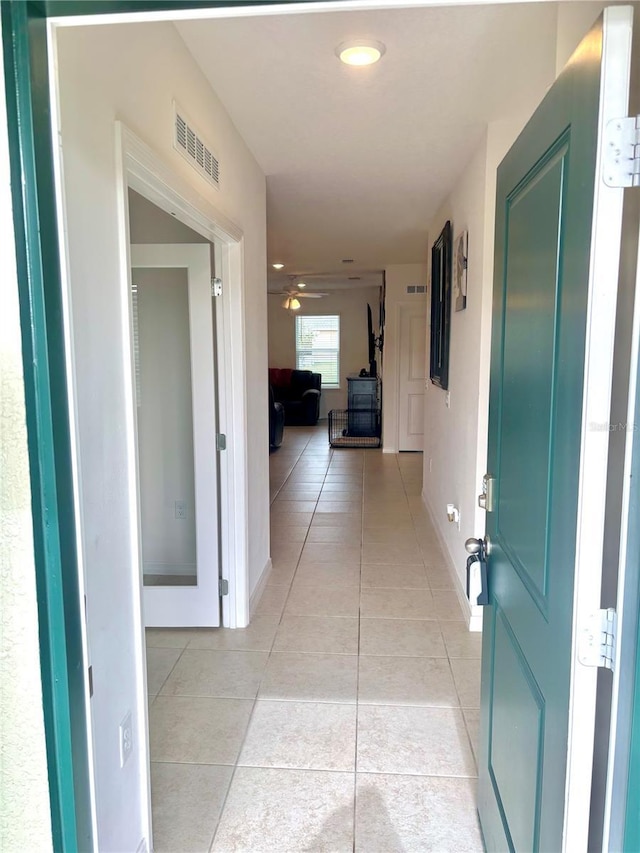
[269,368,322,426]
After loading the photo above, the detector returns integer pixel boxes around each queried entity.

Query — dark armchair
[268,368,322,426]
[269,385,285,449]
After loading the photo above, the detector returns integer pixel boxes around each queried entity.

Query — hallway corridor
[146,425,483,851]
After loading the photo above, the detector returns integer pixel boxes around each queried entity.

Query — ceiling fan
[278,278,329,310]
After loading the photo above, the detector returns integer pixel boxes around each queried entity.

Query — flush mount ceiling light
[297,282,306,289]
[336,39,385,67]
[272,262,285,270]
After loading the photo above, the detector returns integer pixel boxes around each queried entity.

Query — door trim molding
[114,123,250,634]
[112,124,249,842]
[606,193,640,851]
[564,7,634,849]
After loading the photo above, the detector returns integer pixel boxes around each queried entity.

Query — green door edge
[2,1,91,849]
[2,0,350,849]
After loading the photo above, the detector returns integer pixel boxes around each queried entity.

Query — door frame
[5,0,638,849]
[113,131,250,841]
[563,10,633,846]
[609,211,640,852]
[115,124,249,631]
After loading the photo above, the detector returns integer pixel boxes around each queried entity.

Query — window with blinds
[295,315,340,389]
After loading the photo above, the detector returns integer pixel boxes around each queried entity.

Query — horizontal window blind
[295,315,340,388]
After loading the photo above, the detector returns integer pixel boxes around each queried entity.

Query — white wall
[422,139,488,620]
[421,114,530,629]
[268,287,380,418]
[56,21,267,853]
[0,14,52,846]
[136,268,197,577]
[556,1,606,74]
[417,1,605,624]
[129,188,211,245]
[381,265,429,453]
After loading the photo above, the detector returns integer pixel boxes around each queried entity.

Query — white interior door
[131,243,220,627]
[398,302,427,451]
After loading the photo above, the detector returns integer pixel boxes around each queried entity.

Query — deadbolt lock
[478,474,495,512]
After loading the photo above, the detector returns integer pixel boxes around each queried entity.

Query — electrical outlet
[119,711,133,768]
[445,391,451,408]
[175,500,186,519]
[429,458,433,473]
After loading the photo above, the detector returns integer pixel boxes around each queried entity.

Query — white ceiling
[176,3,561,288]
[268,270,385,294]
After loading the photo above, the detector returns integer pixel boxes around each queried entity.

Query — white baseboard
[382,446,397,454]
[421,490,482,633]
[249,557,273,618]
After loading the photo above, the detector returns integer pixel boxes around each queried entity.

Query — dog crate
[328,409,382,449]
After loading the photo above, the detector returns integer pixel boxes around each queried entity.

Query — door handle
[464,537,490,605]
[465,536,491,557]
[465,537,484,555]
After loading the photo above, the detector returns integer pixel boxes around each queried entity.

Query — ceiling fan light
[290,298,301,310]
[282,296,291,309]
[336,40,385,67]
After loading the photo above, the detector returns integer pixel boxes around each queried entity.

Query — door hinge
[216,433,227,451]
[88,665,94,697]
[211,277,223,297]
[603,116,640,188]
[219,578,229,596]
[578,608,617,671]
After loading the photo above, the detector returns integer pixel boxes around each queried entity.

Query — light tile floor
[146,425,483,852]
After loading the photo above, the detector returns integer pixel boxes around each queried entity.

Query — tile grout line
[210,434,336,851]
[158,434,480,851]
[207,586,281,853]
[269,443,334,624]
[352,453,367,853]
[269,429,315,504]
[147,641,191,706]
[210,435,331,849]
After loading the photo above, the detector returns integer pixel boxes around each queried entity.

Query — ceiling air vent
[174,106,220,189]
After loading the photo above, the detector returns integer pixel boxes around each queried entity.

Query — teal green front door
[478,9,634,851]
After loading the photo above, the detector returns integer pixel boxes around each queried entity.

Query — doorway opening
[124,155,241,852]
[25,5,636,852]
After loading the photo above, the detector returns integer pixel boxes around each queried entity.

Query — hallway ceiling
[176,3,564,288]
